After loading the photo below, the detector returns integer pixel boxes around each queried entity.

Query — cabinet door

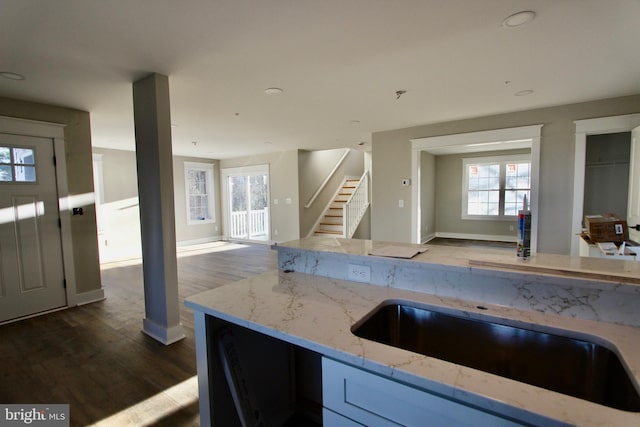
[323,408,366,427]
[323,357,524,427]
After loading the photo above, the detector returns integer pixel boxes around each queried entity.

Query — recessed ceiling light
[501,11,536,28]
[264,141,273,145]
[0,71,25,81]
[515,89,534,96]
[265,87,284,95]
[350,120,361,124]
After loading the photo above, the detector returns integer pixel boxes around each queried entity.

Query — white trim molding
[435,231,518,243]
[0,115,87,308]
[571,113,640,255]
[184,161,216,225]
[410,125,542,252]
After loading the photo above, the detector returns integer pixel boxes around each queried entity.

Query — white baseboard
[421,232,437,244]
[177,236,223,247]
[142,318,186,345]
[435,232,517,243]
[75,288,106,306]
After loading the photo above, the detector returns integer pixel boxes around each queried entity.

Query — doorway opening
[410,125,542,251]
[572,114,640,255]
[222,165,270,242]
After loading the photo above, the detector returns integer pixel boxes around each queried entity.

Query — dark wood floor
[0,242,277,427]
[428,237,514,251]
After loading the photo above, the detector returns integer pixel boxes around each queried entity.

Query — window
[0,146,36,182]
[462,154,530,219]
[184,162,215,225]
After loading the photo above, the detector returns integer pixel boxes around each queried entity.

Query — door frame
[571,113,640,255]
[220,164,271,242]
[410,125,542,251]
[0,115,77,307]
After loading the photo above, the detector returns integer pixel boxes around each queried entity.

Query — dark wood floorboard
[428,237,514,251]
[0,241,277,427]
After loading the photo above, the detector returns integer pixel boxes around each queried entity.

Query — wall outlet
[274,229,278,236]
[348,264,371,283]
[398,199,404,208]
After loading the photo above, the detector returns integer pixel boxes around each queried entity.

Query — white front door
[628,126,640,243]
[0,133,66,322]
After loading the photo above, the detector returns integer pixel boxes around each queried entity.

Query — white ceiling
[1,0,639,159]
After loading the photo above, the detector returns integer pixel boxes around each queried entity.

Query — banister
[304,149,350,209]
[343,171,369,238]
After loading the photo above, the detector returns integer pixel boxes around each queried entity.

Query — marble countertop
[185,269,640,427]
[276,237,640,285]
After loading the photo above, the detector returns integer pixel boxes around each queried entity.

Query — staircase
[312,172,369,238]
[314,179,359,236]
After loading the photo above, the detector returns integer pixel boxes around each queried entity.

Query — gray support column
[132,73,185,345]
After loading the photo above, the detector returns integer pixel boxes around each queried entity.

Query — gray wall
[94,147,138,203]
[583,132,631,219]
[93,147,221,245]
[220,150,300,243]
[0,96,101,294]
[298,148,365,237]
[420,150,436,242]
[173,156,222,243]
[433,149,530,240]
[372,94,640,255]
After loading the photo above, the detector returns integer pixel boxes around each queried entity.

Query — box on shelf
[584,214,629,243]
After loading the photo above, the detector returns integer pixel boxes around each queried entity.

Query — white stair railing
[343,171,369,238]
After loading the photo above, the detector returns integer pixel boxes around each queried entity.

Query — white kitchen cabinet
[323,409,365,426]
[322,357,525,427]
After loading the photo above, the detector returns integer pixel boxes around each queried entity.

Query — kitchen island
[185,237,640,426]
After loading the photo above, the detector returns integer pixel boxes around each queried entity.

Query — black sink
[351,301,640,412]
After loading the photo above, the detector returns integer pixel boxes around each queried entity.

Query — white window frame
[184,161,215,225]
[461,154,531,220]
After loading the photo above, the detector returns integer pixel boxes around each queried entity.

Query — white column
[133,73,185,345]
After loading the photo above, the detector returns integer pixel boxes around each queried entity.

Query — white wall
[92,147,221,261]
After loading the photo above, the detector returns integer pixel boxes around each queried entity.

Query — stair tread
[312,178,366,237]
